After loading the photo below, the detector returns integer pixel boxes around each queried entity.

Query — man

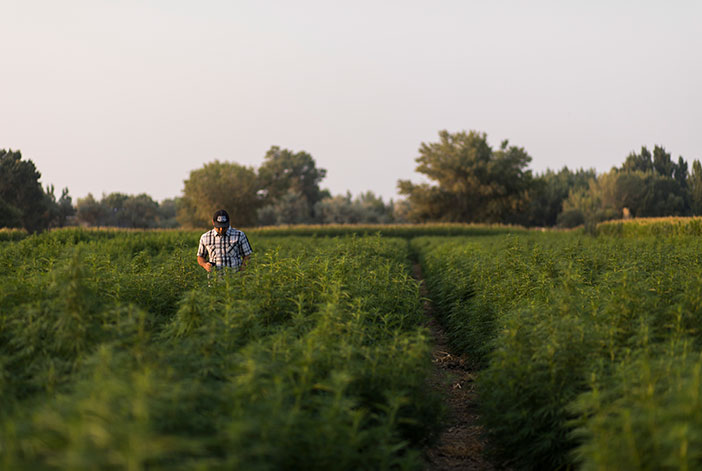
[197,209,253,273]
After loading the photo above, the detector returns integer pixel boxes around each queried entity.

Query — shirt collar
[213,227,230,237]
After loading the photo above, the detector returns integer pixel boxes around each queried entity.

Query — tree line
[2,131,700,232]
[398,130,702,230]
[0,147,395,231]
[0,150,75,232]
[176,146,395,228]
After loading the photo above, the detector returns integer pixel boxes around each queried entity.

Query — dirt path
[413,263,496,471]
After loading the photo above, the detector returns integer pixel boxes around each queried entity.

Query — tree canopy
[0,149,48,232]
[314,191,395,225]
[75,193,173,228]
[689,160,702,215]
[520,167,596,227]
[257,146,328,223]
[178,147,328,227]
[558,145,693,230]
[6,138,701,231]
[178,161,260,228]
[0,149,73,232]
[397,130,533,223]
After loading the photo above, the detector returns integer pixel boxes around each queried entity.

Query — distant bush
[0,228,27,242]
[76,193,179,229]
[250,222,525,239]
[597,216,702,237]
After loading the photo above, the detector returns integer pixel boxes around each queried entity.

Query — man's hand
[198,256,213,272]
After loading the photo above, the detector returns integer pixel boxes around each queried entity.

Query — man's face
[213,222,228,235]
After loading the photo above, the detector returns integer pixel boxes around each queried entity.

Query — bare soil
[413,264,496,471]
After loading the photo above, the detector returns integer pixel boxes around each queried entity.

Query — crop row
[415,233,702,470]
[0,223,524,243]
[1,231,441,470]
[597,216,702,237]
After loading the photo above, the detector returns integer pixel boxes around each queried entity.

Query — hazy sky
[2,0,700,202]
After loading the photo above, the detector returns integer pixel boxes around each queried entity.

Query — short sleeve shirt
[197,227,253,270]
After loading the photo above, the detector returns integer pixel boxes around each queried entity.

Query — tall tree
[0,196,23,228]
[615,146,691,216]
[45,185,75,227]
[313,191,394,225]
[122,194,160,228]
[76,193,177,228]
[689,160,702,215]
[178,160,260,228]
[674,156,688,189]
[561,166,688,226]
[621,147,654,173]
[622,145,685,181]
[397,130,532,223]
[315,193,362,224]
[522,167,596,227]
[76,194,107,226]
[652,145,674,178]
[257,146,328,222]
[257,190,313,226]
[101,193,130,226]
[157,198,180,228]
[0,149,51,232]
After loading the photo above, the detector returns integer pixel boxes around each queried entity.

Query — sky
[2,0,700,203]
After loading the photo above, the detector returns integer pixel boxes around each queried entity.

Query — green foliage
[689,160,702,215]
[609,170,687,218]
[257,189,315,226]
[0,230,442,470]
[558,181,615,232]
[0,149,65,232]
[73,193,105,226]
[521,167,596,227]
[76,192,167,228]
[560,168,689,230]
[0,228,27,242]
[622,145,688,183]
[597,217,702,237]
[415,232,702,470]
[155,198,180,228]
[314,191,395,225]
[257,146,328,224]
[45,185,76,228]
[0,196,23,229]
[571,348,702,471]
[249,222,524,238]
[397,130,533,223]
[622,146,655,173]
[178,161,260,228]
[559,145,693,228]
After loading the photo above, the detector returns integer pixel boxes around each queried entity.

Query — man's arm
[197,235,213,272]
[198,255,213,272]
[239,233,253,271]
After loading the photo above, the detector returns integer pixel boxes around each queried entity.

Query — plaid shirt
[197,227,253,270]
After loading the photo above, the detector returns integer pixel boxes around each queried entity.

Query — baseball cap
[213,209,230,228]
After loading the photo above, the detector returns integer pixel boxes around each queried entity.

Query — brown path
[413,264,496,471]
